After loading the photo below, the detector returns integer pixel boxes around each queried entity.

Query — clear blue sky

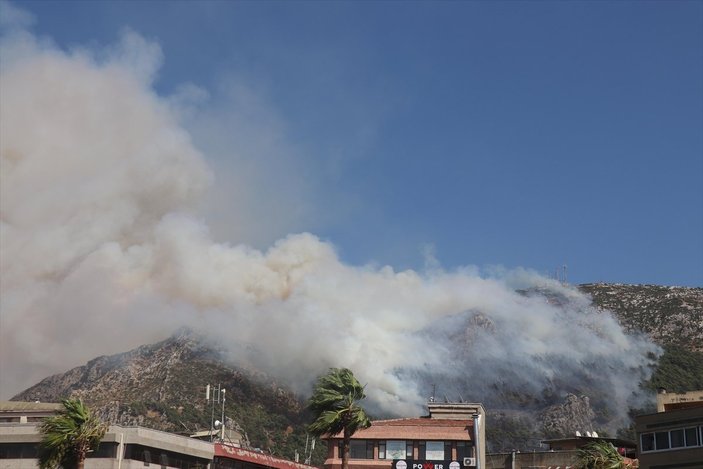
[11,0,703,287]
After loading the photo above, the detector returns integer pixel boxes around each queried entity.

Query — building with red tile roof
[321,403,486,469]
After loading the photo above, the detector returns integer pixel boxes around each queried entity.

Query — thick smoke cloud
[0,7,658,422]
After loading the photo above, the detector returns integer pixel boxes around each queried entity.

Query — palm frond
[38,398,107,469]
[575,441,626,469]
[307,368,371,438]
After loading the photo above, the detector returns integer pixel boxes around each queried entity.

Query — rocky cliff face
[579,283,703,350]
[14,329,321,463]
[540,394,597,439]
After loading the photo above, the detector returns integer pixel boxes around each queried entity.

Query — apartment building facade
[635,391,703,469]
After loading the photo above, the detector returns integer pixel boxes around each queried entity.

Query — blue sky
[10,0,703,287]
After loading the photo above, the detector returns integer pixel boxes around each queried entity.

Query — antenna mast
[207,383,224,442]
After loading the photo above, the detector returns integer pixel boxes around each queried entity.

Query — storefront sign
[393,460,461,469]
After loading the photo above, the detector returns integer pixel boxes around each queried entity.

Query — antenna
[303,434,315,465]
[207,383,224,441]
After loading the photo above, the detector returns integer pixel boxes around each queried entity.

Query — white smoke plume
[0,5,659,421]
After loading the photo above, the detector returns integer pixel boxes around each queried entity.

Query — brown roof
[326,418,473,441]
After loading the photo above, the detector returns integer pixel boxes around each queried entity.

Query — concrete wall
[484,451,577,469]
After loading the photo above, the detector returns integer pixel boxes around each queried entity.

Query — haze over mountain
[13,283,702,456]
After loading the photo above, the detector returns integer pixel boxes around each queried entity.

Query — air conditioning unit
[462,458,476,467]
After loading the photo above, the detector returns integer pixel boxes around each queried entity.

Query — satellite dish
[592,432,599,437]
[575,431,582,437]
[214,420,221,427]
[586,431,592,437]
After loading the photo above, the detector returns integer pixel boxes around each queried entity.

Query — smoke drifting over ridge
[0,10,658,421]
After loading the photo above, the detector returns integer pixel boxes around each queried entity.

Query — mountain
[13,329,327,464]
[11,283,703,456]
[579,283,702,351]
[580,283,703,395]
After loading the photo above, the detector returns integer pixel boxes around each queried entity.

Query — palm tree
[38,398,108,469]
[575,440,628,469]
[307,368,371,469]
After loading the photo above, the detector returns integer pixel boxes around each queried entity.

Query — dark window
[350,440,372,459]
[641,433,655,452]
[378,441,386,459]
[88,442,117,458]
[456,441,469,460]
[670,429,685,448]
[418,441,425,460]
[406,442,413,458]
[123,444,208,469]
[655,431,669,450]
[444,442,452,460]
[0,443,39,459]
[687,427,700,447]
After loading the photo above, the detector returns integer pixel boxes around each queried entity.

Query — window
[655,431,670,450]
[349,440,373,459]
[641,426,703,452]
[686,427,699,447]
[379,441,386,459]
[641,433,655,452]
[386,440,407,459]
[670,429,685,448]
[444,442,452,460]
[406,442,413,458]
[425,441,444,460]
[0,443,39,459]
[456,441,469,461]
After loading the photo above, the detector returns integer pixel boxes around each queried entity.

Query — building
[656,389,703,413]
[321,403,486,469]
[0,401,62,423]
[635,390,703,469]
[1,401,319,469]
[213,443,318,469]
[0,421,214,469]
[541,435,636,458]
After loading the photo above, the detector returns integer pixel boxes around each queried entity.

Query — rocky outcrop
[580,284,703,350]
[540,394,597,439]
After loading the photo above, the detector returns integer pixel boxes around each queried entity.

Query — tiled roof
[215,443,317,469]
[326,418,473,441]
